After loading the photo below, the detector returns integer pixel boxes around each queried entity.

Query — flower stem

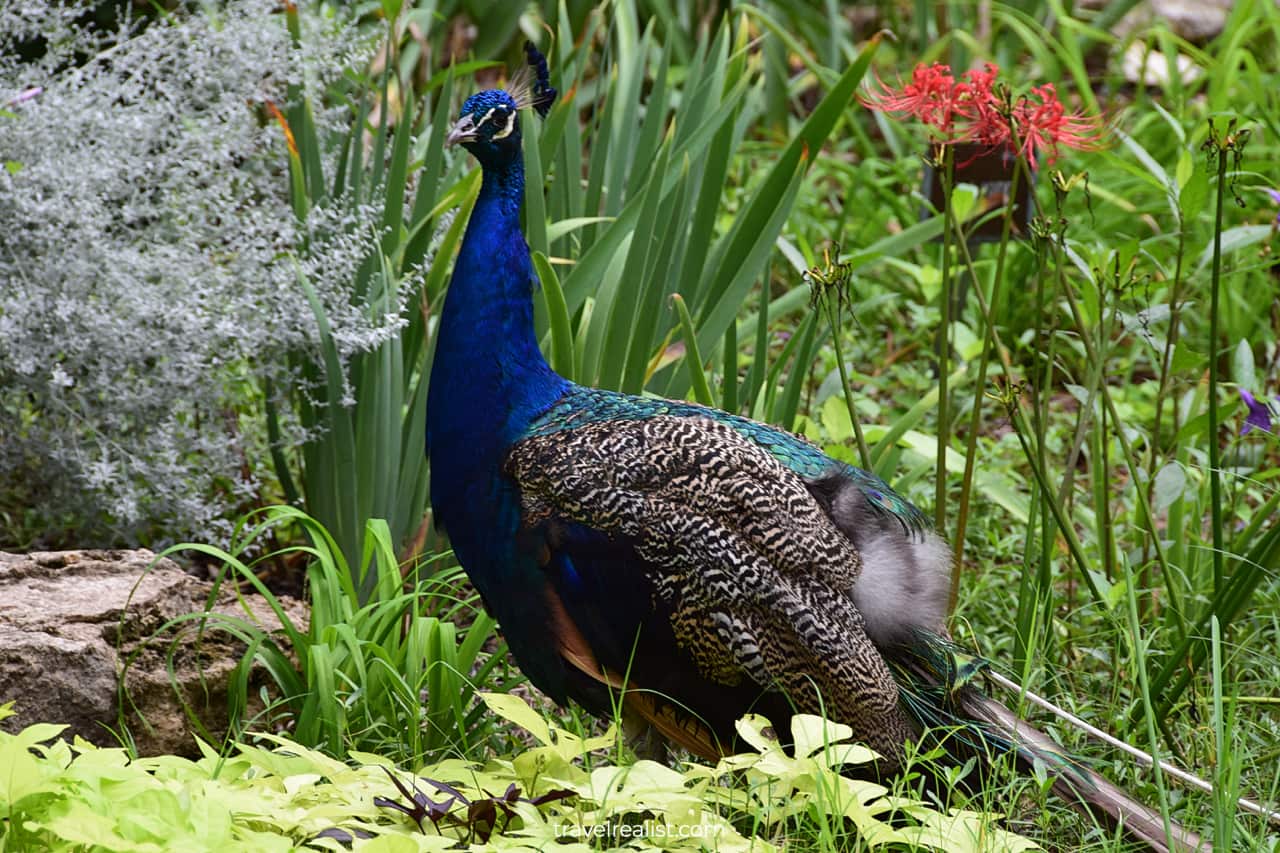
[1208,143,1228,595]
[825,296,874,471]
[951,158,1020,583]
[935,145,954,532]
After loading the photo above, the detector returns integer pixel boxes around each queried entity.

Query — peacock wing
[505,411,915,769]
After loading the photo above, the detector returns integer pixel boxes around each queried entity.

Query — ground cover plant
[0,698,1038,851]
[1,0,1278,850]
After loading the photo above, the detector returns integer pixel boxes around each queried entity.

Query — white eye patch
[490,109,517,140]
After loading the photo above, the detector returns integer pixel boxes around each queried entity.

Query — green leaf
[1153,463,1187,513]
[1196,225,1272,273]
[359,834,422,853]
[821,394,854,443]
[0,722,66,807]
[1178,163,1209,221]
[1169,341,1203,373]
[601,127,675,392]
[790,714,854,760]
[671,293,714,406]
[481,693,553,747]
[534,252,575,380]
[1174,148,1193,191]
[1232,338,1256,389]
[950,183,980,223]
[524,108,549,258]
[547,217,614,243]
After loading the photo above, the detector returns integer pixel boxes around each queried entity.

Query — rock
[1144,0,1233,43]
[1078,0,1234,87]
[1121,42,1204,88]
[1079,0,1234,43]
[0,549,307,756]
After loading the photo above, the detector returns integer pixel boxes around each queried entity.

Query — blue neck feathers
[427,149,568,501]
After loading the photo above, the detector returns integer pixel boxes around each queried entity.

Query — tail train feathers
[959,689,1204,852]
[984,668,1280,828]
[890,631,1205,853]
[554,579,1204,849]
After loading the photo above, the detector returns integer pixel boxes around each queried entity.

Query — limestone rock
[0,549,307,756]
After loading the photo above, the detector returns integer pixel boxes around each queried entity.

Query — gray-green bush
[0,1,396,547]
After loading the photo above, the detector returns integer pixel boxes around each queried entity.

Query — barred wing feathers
[506,410,916,769]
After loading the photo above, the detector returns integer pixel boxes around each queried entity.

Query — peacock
[425,43,1203,852]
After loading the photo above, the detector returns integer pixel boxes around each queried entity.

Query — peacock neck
[475,155,526,222]
[428,153,568,476]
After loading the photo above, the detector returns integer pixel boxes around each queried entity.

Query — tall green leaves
[530,14,882,404]
[271,11,474,584]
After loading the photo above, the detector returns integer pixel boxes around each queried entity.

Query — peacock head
[446,89,524,164]
[446,42,556,168]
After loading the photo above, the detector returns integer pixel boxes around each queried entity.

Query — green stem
[672,294,714,407]
[1049,237,1187,625]
[1097,275,1115,582]
[952,159,1020,581]
[1007,403,1106,606]
[1143,219,1187,607]
[935,146,954,531]
[1009,151,1187,633]
[825,297,873,471]
[1208,146,1228,595]
[1032,236,1061,647]
[1122,541,1176,845]
[1033,237,1061,612]
[722,318,738,413]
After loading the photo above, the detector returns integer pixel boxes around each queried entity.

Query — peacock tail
[886,631,1203,851]
[426,42,1204,852]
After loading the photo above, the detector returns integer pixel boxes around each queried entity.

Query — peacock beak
[445,114,477,147]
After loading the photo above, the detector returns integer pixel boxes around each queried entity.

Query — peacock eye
[490,105,518,140]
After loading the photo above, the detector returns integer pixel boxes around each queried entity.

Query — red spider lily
[863,63,1103,166]
[862,62,961,134]
[1012,83,1104,165]
[955,64,1006,148]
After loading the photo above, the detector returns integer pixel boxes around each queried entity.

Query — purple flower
[1240,389,1278,435]
[1267,188,1280,226]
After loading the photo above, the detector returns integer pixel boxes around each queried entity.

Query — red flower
[863,63,1103,166]
[862,62,960,134]
[955,64,1007,148]
[1011,83,1103,165]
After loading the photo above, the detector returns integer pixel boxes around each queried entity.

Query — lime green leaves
[0,696,1035,851]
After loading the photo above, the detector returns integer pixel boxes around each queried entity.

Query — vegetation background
[0,0,1278,850]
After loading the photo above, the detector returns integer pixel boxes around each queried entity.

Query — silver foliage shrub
[0,2,396,547]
